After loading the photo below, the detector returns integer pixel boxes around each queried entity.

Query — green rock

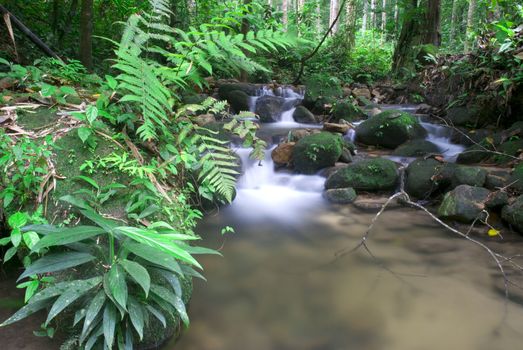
[485,170,510,190]
[438,185,491,223]
[486,191,509,209]
[446,106,481,127]
[393,139,440,157]
[509,163,523,194]
[217,83,257,99]
[355,110,427,148]
[223,90,250,113]
[331,101,366,123]
[493,140,523,164]
[502,195,523,233]
[292,132,344,174]
[325,158,399,192]
[451,166,487,188]
[17,107,60,130]
[293,106,317,124]
[323,188,357,204]
[405,159,456,199]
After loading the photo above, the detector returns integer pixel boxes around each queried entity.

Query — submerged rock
[292,106,317,123]
[355,110,427,148]
[255,95,285,123]
[393,139,440,157]
[323,188,357,204]
[502,196,523,233]
[292,132,344,174]
[325,158,399,192]
[437,185,490,223]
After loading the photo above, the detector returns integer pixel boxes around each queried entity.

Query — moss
[292,132,344,174]
[331,100,366,122]
[510,163,523,194]
[325,158,399,192]
[17,107,61,130]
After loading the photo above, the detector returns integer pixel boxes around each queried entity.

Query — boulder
[437,185,491,223]
[223,90,250,113]
[502,196,523,233]
[325,158,399,192]
[451,166,487,188]
[485,170,510,190]
[393,140,440,157]
[456,143,490,164]
[485,191,509,209]
[368,108,382,117]
[355,110,427,148]
[509,163,523,194]
[323,188,357,204]
[323,122,350,134]
[292,106,317,123]
[255,95,285,123]
[217,82,257,99]
[271,142,295,167]
[352,87,372,100]
[405,159,455,199]
[292,132,344,174]
[446,105,481,127]
[194,113,215,126]
[339,148,353,163]
[331,101,366,122]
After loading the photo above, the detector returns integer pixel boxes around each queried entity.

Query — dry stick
[292,0,348,85]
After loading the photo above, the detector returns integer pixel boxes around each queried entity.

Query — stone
[451,166,487,188]
[355,110,427,148]
[331,101,366,122]
[323,122,350,134]
[325,158,399,192]
[485,170,510,190]
[502,196,523,233]
[446,105,481,127]
[485,191,509,209]
[289,129,314,142]
[217,82,257,99]
[292,132,344,174]
[437,185,491,223]
[323,188,357,204]
[368,108,382,117]
[509,163,523,194]
[292,106,317,123]
[223,90,250,113]
[255,95,285,123]
[271,142,295,166]
[339,148,353,163]
[405,159,456,199]
[393,139,440,157]
[194,113,216,127]
[352,87,372,100]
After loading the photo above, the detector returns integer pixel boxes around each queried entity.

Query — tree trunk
[345,0,357,48]
[423,0,441,46]
[79,0,93,70]
[464,0,476,53]
[239,0,252,81]
[362,0,368,32]
[392,0,420,73]
[394,0,399,34]
[282,0,288,31]
[370,0,376,29]
[381,0,386,33]
[329,0,340,34]
[449,0,458,45]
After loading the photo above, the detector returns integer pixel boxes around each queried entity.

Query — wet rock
[437,185,490,223]
[292,106,317,124]
[485,170,510,190]
[323,122,350,134]
[415,103,434,114]
[450,128,491,146]
[325,158,399,192]
[446,105,482,127]
[405,159,455,199]
[352,195,402,211]
[485,191,509,209]
[293,132,344,174]
[323,188,357,204]
[194,113,216,126]
[182,93,208,105]
[271,142,295,167]
[456,143,490,164]
[217,82,257,99]
[451,166,487,188]
[352,87,372,100]
[393,139,440,157]
[502,196,523,233]
[494,139,523,163]
[339,148,353,163]
[223,90,250,113]
[331,101,366,122]
[509,163,523,194]
[355,110,427,148]
[288,129,319,142]
[255,95,285,123]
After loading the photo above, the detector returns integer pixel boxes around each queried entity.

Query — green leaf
[105,265,128,311]
[60,86,76,95]
[18,252,96,281]
[0,299,50,326]
[80,209,117,232]
[45,281,98,325]
[86,105,99,124]
[22,231,40,250]
[119,259,150,297]
[103,303,117,348]
[3,247,17,263]
[145,305,166,328]
[124,242,182,275]
[81,290,106,342]
[60,195,90,210]
[8,212,28,228]
[78,127,92,144]
[150,284,189,327]
[10,230,21,247]
[127,297,144,340]
[40,83,56,97]
[31,226,104,251]
[106,75,118,90]
[85,325,103,350]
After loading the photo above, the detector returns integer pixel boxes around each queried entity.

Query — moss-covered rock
[331,101,366,122]
[355,110,427,148]
[292,132,344,174]
[446,105,482,127]
[451,166,487,188]
[217,82,257,99]
[17,107,61,130]
[438,185,490,223]
[292,106,317,123]
[509,163,523,194]
[325,158,399,192]
[405,159,456,199]
[323,188,357,204]
[393,139,440,157]
[502,195,523,233]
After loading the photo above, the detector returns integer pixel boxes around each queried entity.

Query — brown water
[171,204,523,350]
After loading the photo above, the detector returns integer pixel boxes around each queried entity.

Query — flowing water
[170,101,523,350]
